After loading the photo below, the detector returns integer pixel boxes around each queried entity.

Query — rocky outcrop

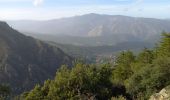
[149,86,170,100]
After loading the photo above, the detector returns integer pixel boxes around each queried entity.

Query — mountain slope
[8,14,170,38]
[47,41,153,64]
[7,14,170,46]
[48,41,153,57]
[0,21,72,94]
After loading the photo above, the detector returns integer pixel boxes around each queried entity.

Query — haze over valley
[1,0,170,100]
[8,14,170,46]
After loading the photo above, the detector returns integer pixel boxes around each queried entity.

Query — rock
[149,86,170,100]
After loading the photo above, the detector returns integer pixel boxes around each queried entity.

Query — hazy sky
[0,0,169,20]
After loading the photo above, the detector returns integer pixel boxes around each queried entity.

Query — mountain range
[7,13,170,46]
[1,13,170,95]
[0,21,72,94]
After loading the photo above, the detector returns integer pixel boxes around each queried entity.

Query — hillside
[26,33,158,46]
[0,21,73,94]
[19,33,170,100]
[8,14,170,45]
[48,41,153,63]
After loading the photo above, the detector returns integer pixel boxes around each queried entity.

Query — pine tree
[157,32,170,57]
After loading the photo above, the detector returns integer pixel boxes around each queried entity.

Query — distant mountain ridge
[8,14,170,37]
[7,13,170,46]
[0,21,72,94]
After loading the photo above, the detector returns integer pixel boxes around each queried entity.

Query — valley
[0,12,170,100]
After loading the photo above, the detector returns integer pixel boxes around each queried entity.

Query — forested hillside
[0,21,73,94]
[19,33,170,100]
[48,41,152,63]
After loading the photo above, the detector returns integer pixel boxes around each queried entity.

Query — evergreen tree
[157,32,170,57]
[137,48,154,64]
[112,51,135,84]
[19,33,170,100]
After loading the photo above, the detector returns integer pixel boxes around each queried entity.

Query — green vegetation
[0,84,10,100]
[19,64,113,100]
[0,21,73,94]
[18,33,170,100]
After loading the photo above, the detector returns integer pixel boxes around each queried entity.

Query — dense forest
[1,33,170,100]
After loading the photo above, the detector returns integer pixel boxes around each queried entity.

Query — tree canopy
[19,32,170,100]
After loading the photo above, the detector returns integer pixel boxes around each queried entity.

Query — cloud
[0,0,30,2]
[33,0,44,6]
[0,0,44,6]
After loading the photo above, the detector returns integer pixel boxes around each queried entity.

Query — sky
[0,0,169,20]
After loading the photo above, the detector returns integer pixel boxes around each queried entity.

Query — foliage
[125,33,170,99]
[112,51,135,84]
[136,48,154,64]
[157,32,170,57]
[0,84,10,100]
[113,33,170,99]
[20,64,117,100]
[19,32,170,100]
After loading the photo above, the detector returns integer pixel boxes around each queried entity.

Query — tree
[116,50,135,65]
[20,63,115,100]
[112,51,135,84]
[126,57,170,99]
[157,32,170,57]
[137,48,154,64]
[23,85,43,100]
[19,33,170,100]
